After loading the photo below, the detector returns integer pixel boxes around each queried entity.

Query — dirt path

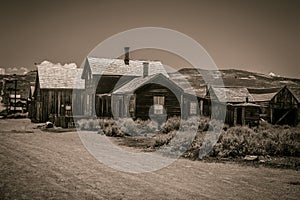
[0,119,299,199]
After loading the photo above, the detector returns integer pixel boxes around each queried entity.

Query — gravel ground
[0,119,299,199]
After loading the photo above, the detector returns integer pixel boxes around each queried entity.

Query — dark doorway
[274,108,298,126]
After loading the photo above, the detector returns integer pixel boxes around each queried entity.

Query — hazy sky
[0,0,299,78]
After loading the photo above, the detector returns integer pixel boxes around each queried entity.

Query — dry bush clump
[182,120,300,159]
[77,118,124,137]
[77,118,157,137]
[78,117,300,159]
[211,124,300,158]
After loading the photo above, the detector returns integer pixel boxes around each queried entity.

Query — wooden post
[106,96,109,115]
[58,91,61,116]
[242,107,245,126]
[270,107,273,124]
[101,97,104,116]
[234,107,237,126]
[180,95,185,119]
[200,99,203,116]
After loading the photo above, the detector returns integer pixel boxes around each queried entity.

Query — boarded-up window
[190,102,197,115]
[153,96,165,114]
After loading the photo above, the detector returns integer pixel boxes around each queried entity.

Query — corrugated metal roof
[112,73,189,95]
[209,86,254,103]
[87,57,169,77]
[37,61,85,89]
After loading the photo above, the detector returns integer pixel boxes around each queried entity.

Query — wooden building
[269,86,299,125]
[81,48,168,118]
[81,47,199,120]
[205,86,260,126]
[226,103,261,126]
[30,61,85,127]
[290,87,300,124]
[112,72,199,119]
[248,87,281,122]
[249,86,300,126]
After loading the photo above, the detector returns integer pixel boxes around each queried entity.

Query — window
[153,96,165,114]
[190,102,197,115]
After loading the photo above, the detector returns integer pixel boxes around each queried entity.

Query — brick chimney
[143,62,149,78]
[124,47,130,65]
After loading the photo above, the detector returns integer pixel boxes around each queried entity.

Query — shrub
[161,116,181,133]
[152,131,176,147]
[212,125,300,157]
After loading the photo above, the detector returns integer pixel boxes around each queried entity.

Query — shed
[248,87,281,121]
[30,61,85,127]
[227,102,261,126]
[205,86,259,125]
[269,86,299,125]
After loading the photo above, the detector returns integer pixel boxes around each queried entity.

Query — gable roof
[289,87,300,103]
[37,61,85,89]
[112,73,185,95]
[86,57,169,77]
[247,88,281,102]
[208,86,254,103]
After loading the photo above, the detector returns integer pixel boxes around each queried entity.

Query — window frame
[190,101,198,115]
[153,96,165,115]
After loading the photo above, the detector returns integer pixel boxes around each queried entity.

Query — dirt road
[0,119,299,199]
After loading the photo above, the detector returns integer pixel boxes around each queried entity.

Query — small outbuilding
[205,86,259,126]
[269,86,299,125]
[30,61,85,127]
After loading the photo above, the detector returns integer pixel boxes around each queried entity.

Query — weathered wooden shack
[226,103,261,126]
[269,86,299,125]
[205,86,260,126]
[30,61,85,127]
[249,86,300,126]
[248,87,281,122]
[290,87,300,124]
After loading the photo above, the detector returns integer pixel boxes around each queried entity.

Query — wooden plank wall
[34,89,84,123]
[135,84,181,119]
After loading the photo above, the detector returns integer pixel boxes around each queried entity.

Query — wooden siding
[31,88,84,124]
[270,86,299,125]
[135,84,181,119]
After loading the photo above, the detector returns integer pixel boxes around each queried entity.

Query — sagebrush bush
[161,116,181,133]
[211,125,300,157]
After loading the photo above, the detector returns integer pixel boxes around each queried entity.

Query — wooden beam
[234,107,237,126]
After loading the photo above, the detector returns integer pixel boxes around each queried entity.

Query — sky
[0,0,299,78]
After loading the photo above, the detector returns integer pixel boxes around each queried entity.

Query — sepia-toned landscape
[1,1,300,199]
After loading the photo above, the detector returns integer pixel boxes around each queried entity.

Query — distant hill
[172,68,300,90]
